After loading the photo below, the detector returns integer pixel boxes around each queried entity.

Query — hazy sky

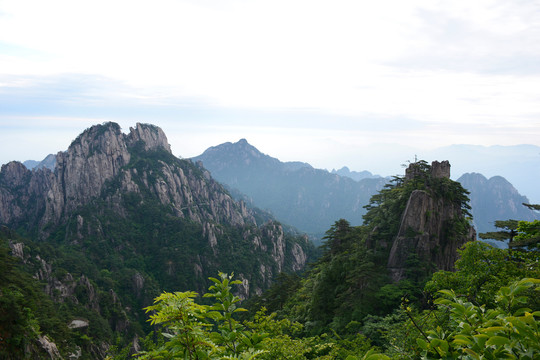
[1,0,540,176]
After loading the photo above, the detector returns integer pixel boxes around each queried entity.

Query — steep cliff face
[0,123,256,233]
[0,122,313,357]
[387,161,476,282]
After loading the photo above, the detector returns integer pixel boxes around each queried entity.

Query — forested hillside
[124,160,540,359]
[1,123,539,358]
[192,139,386,236]
[0,123,314,359]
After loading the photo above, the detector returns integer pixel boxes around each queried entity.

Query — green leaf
[438,289,456,298]
[416,338,428,350]
[486,336,511,347]
[463,348,480,360]
[453,335,473,346]
[481,326,505,335]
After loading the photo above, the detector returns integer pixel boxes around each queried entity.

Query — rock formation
[387,161,476,282]
[0,123,255,232]
[457,172,540,235]
[0,122,310,294]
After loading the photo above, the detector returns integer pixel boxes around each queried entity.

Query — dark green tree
[479,203,540,250]
[478,219,519,245]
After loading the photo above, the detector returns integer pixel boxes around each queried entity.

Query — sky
[1,0,540,184]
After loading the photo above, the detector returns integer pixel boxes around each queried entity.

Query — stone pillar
[431,160,450,178]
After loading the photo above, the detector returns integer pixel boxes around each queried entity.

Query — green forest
[1,160,539,359]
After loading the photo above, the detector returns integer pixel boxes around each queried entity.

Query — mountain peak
[70,122,171,156]
[128,122,171,153]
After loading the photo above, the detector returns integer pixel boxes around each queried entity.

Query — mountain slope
[457,173,540,239]
[331,166,381,181]
[192,139,386,236]
[23,154,56,170]
[264,161,475,334]
[0,123,313,359]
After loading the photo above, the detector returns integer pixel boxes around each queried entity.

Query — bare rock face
[55,123,131,217]
[0,122,255,232]
[127,123,171,153]
[431,160,451,179]
[36,335,62,360]
[387,161,475,282]
[0,121,310,300]
[291,240,308,272]
[1,161,30,187]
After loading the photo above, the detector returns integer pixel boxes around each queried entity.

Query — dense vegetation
[124,242,539,359]
[121,162,539,359]
[2,157,539,359]
[0,143,314,359]
[0,227,87,358]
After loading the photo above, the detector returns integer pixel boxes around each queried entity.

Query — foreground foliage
[417,278,540,359]
[133,265,539,359]
[133,272,381,360]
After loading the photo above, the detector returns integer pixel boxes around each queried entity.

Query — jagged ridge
[0,122,314,358]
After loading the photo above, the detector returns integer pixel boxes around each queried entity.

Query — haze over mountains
[192,139,539,243]
[23,137,539,243]
[3,122,539,358]
[192,139,387,236]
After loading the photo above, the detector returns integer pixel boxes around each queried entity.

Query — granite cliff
[1,123,312,291]
[386,161,476,282]
[1,123,254,232]
[0,122,313,359]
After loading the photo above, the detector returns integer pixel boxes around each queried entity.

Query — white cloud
[1,0,540,170]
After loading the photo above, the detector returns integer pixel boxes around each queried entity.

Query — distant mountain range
[192,139,387,237]
[22,138,540,243]
[457,173,540,234]
[23,153,56,170]
[192,139,540,243]
[330,166,382,181]
[424,144,540,204]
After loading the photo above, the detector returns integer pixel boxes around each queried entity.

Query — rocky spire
[387,161,475,282]
[127,123,171,153]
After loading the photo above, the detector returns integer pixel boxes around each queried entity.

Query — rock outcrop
[387,161,476,282]
[0,122,310,298]
[0,122,256,233]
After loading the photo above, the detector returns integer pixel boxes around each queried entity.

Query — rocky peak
[457,172,539,234]
[0,122,177,229]
[0,161,30,188]
[194,138,278,171]
[405,160,450,181]
[431,160,451,178]
[388,161,475,282]
[55,123,131,212]
[127,123,171,153]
